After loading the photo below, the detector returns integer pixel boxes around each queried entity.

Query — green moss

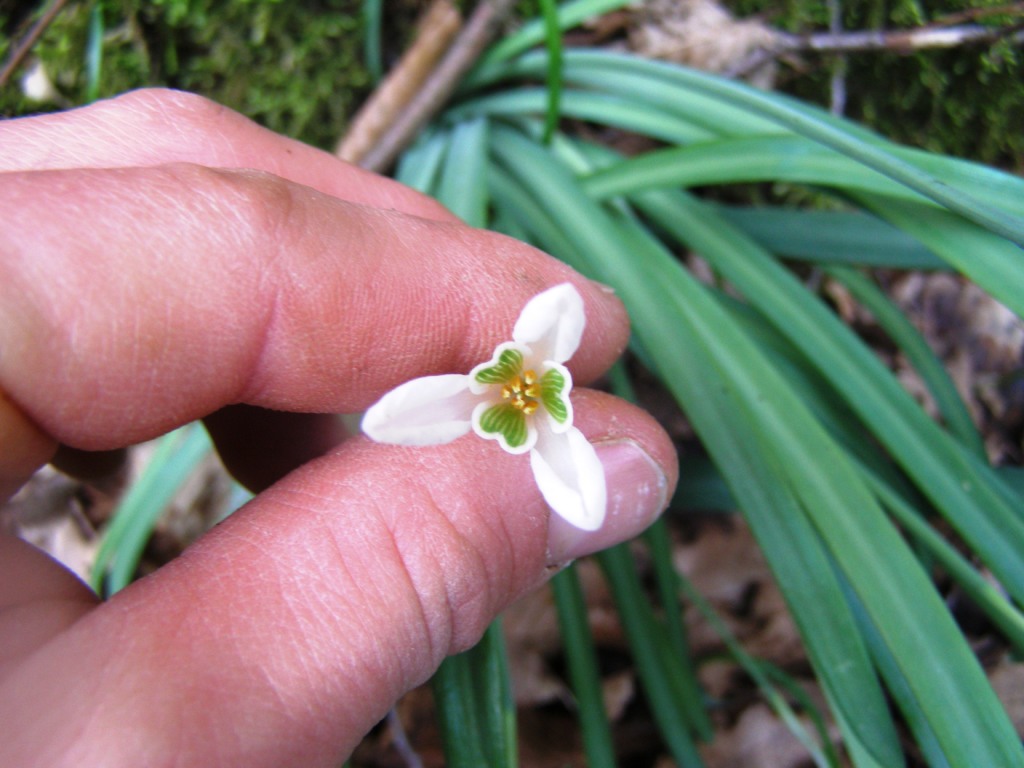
[725,0,1024,170]
[2,0,374,150]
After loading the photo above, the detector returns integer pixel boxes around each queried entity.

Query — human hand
[0,90,676,767]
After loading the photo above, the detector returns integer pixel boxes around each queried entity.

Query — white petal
[512,283,585,364]
[362,374,479,446]
[529,426,606,531]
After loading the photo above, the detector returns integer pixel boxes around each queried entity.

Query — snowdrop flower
[362,283,606,531]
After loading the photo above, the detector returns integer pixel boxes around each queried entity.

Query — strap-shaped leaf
[487,125,1024,766]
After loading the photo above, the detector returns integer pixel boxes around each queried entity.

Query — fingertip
[546,438,669,562]
[546,389,678,562]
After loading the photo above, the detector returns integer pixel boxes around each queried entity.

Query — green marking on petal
[475,348,523,384]
[541,367,565,395]
[478,403,529,448]
[541,369,569,423]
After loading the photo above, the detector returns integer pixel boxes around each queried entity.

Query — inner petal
[472,401,536,455]
[469,342,533,396]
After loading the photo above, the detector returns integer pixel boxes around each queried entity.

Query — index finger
[0,164,628,450]
[0,89,458,223]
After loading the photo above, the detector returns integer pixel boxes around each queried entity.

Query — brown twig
[932,2,1024,29]
[781,22,1024,54]
[730,20,1024,77]
[335,0,462,164]
[357,0,519,173]
[0,0,69,90]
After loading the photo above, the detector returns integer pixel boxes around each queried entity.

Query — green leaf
[487,130,902,766]
[91,425,211,596]
[471,49,1024,244]
[551,567,616,768]
[436,117,490,228]
[477,0,636,66]
[598,546,706,766]
[431,622,516,768]
[581,135,933,204]
[395,127,449,194]
[537,0,563,143]
[361,0,383,82]
[854,193,1024,320]
[449,88,717,144]
[714,206,948,270]
[486,125,1024,765]
[677,572,841,768]
[632,188,1024,607]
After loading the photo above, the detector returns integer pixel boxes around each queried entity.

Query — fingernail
[546,439,669,564]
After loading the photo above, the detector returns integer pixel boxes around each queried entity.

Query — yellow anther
[502,370,541,413]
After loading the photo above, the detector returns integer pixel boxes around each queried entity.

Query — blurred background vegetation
[2,0,1022,166]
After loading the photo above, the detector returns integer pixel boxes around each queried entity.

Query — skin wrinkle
[221,438,552,757]
[138,167,278,421]
[426,481,518,644]
[227,174,307,408]
[69,94,163,169]
[2,167,207,436]
[413,483,488,658]
[287,442,530,672]
[249,475,435,701]
[0,263,77,429]
[245,202,444,406]
[394,450,540,655]
[343,212,464,383]
[488,479,534,601]
[251,583,373,746]
[436,228,507,374]
[0,394,672,766]
[379,510,446,675]
[57,679,111,766]
[331,460,460,675]
[362,214,546,389]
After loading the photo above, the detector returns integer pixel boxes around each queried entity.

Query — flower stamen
[502,370,540,414]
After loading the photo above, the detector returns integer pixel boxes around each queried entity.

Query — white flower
[361,283,607,531]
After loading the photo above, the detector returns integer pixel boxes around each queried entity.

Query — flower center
[502,370,540,414]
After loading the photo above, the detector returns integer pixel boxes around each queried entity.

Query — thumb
[0,391,674,768]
